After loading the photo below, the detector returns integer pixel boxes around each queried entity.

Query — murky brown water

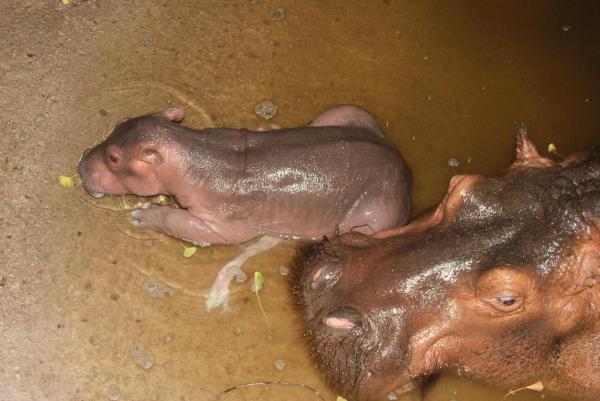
[1,1,598,401]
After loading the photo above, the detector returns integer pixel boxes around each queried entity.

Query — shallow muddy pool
[1,1,598,401]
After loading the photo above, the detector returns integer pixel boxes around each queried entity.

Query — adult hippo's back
[78,105,411,245]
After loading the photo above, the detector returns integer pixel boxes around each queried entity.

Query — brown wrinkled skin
[78,105,411,245]
[292,132,600,401]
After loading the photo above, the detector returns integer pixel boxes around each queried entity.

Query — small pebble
[279,266,289,276]
[164,334,173,343]
[447,158,460,167]
[107,386,121,401]
[387,392,398,400]
[142,277,175,299]
[274,359,286,370]
[140,32,153,46]
[130,340,155,370]
[272,7,285,21]
[466,156,472,164]
[255,100,278,120]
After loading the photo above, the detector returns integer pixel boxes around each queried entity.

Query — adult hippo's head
[292,132,600,401]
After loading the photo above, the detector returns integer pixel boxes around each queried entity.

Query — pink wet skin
[78,105,411,246]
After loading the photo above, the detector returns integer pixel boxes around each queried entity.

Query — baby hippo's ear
[139,146,163,166]
[160,107,186,123]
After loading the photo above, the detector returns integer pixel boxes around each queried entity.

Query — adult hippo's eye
[497,296,517,306]
[489,294,523,313]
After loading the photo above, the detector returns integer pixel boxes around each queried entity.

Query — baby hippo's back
[199,124,411,239]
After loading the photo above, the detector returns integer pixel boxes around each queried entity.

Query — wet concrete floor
[1,1,599,400]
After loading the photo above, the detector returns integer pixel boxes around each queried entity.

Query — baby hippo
[78,105,411,245]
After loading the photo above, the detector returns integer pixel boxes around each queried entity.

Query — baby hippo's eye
[108,154,119,163]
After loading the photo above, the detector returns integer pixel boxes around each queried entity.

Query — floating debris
[253,271,268,321]
[181,244,197,258]
[279,266,290,276]
[503,381,544,399]
[130,340,154,370]
[255,100,278,120]
[272,7,286,21]
[548,143,557,154]
[274,359,286,370]
[252,271,265,293]
[58,175,74,188]
[447,158,460,167]
[387,392,398,400]
[142,277,175,299]
[562,25,572,32]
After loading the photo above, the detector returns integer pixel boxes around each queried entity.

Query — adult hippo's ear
[509,128,555,170]
[159,107,186,123]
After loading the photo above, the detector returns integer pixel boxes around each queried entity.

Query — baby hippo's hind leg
[310,104,382,133]
[339,192,410,235]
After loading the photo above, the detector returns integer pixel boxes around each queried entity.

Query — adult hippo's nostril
[310,259,341,292]
[322,307,363,336]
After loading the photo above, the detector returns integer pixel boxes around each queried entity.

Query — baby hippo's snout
[78,148,109,198]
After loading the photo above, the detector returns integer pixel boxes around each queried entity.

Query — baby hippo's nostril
[323,307,363,336]
[310,260,341,292]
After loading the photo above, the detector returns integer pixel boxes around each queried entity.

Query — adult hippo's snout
[293,132,600,401]
[293,237,422,401]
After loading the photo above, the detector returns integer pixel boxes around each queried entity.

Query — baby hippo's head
[78,107,185,198]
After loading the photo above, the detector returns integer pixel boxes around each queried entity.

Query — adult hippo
[293,131,600,400]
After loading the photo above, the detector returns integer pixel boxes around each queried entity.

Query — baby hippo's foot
[130,204,166,230]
